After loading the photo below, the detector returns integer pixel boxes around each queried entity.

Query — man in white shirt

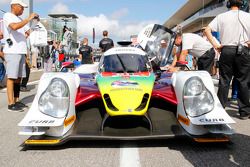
[205,0,250,119]
[3,0,38,111]
[168,32,215,72]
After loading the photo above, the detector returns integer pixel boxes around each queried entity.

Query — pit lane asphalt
[0,72,250,167]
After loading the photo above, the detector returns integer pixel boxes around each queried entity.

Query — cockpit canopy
[99,53,150,73]
[99,47,152,74]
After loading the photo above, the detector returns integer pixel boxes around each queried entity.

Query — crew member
[99,30,114,52]
[168,32,215,73]
[205,0,250,119]
[79,38,93,64]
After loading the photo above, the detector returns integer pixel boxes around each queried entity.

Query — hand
[246,41,250,48]
[160,65,170,71]
[167,66,178,72]
[28,13,39,21]
[215,45,222,53]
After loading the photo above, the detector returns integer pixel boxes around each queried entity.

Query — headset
[226,0,244,8]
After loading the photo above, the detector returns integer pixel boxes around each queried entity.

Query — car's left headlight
[183,77,214,117]
[38,78,70,118]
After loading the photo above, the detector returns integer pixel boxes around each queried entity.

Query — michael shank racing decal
[199,118,225,123]
[29,120,55,124]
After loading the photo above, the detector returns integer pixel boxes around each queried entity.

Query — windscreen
[143,24,176,67]
[101,54,149,73]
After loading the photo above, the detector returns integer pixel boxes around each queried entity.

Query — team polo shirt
[3,12,29,54]
[79,45,93,64]
[99,38,114,52]
[209,10,250,46]
[182,33,212,58]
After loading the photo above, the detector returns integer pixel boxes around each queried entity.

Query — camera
[237,44,243,55]
[6,38,13,47]
[34,16,39,19]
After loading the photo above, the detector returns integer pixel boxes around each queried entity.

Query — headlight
[38,78,70,118]
[183,77,214,117]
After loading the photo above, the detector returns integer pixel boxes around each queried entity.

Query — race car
[18,24,235,146]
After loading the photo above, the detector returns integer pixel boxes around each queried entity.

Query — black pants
[20,62,30,88]
[218,46,250,114]
[197,48,215,73]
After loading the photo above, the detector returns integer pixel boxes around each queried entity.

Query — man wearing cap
[3,0,38,111]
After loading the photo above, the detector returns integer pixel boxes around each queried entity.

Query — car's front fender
[172,71,235,135]
[18,72,80,137]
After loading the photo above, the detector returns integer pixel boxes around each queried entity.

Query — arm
[79,54,82,62]
[205,26,221,52]
[25,30,30,38]
[0,51,4,59]
[170,53,177,67]
[167,49,187,72]
[9,13,37,31]
[178,50,188,62]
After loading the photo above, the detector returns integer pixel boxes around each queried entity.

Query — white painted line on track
[27,80,39,85]
[120,144,141,167]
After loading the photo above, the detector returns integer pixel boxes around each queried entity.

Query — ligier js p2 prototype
[19,24,235,146]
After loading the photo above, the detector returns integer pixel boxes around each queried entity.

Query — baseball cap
[10,0,28,8]
[161,40,166,44]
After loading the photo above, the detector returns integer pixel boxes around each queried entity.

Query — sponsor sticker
[29,120,55,124]
[199,118,225,123]
[111,80,139,87]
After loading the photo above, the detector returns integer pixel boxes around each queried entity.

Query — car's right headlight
[38,78,70,118]
[183,77,214,117]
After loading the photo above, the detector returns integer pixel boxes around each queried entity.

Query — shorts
[5,54,26,79]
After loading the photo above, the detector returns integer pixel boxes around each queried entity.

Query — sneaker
[15,101,28,108]
[20,87,30,92]
[8,104,24,112]
[239,112,250,120]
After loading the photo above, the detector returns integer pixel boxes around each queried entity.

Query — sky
[0,0,187,43]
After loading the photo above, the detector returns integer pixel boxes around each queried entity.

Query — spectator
[0,31,5,87]
[205,0,250,119]
[99,30,114,52]
[73,58,81,67]
[31,45,39,69]
[43,39,54,72]
[20,54,31,92]
[3,0,38,111]
[168,32,215,73]
[79,38,93,64]
[54,41,60,71]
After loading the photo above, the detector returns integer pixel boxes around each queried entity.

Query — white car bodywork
[172,71,235,135]
[19,73,80,137]
[18,69,235,138]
